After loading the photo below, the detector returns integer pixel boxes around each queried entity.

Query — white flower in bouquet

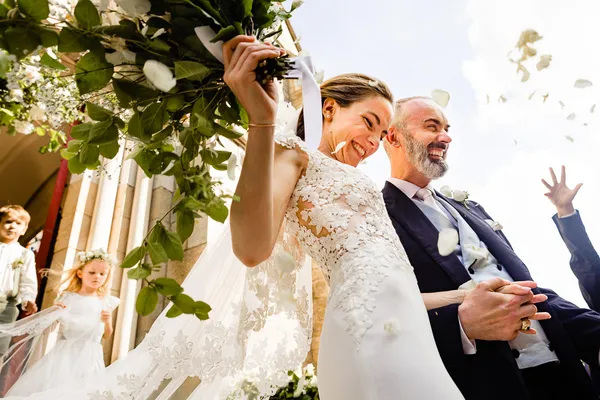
[143,60,176,93]
[14,120,34,135]
[9,89,24,103]
[303,363,315,377]
[30,104,47,121]
[292,374,306,397]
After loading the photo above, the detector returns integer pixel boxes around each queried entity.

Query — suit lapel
[383,182,471,287]
[436,192,533,282]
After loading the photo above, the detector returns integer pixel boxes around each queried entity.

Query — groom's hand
[458,277,543,341]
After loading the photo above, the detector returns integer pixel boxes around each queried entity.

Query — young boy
[0,205,38,356]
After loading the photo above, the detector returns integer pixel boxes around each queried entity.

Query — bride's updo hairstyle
[295,73,394,141]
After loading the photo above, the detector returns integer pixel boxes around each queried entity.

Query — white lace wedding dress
[274,135,464,399]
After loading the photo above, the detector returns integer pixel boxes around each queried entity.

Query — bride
[223,35,465,399]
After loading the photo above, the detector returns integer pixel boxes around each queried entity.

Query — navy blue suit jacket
[383,182,600,400]
[553,211,600,311]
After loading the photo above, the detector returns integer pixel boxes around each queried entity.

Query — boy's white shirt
[0,241,37,304]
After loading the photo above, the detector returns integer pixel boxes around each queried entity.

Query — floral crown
[76,248,117,267]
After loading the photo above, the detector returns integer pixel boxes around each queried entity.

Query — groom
[382,97,600,400]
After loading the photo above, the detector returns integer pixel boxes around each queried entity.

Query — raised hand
[100,310,111,324]
[22,301,37,316]
[542,166,582,217]
[222,35,286,125]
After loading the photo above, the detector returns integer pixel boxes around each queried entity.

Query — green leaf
[79,143,100,166]
[206,201,228,223]
[70,123,93,140]
[67,155,86,174]
[112,79,133,108]
[127,111,150,142]
[57,27,90,52]
[60,148,77,160]
[176,210,195,242]
[86,102,112,121]
[136,286,158,316]
[215,124,243,140]
[120,246,144,269]
[75,51,114,95]
[193,115,214,137]
[242,0,253,16]
[74,0,100,29]
[172,293,194,314]
[0,4,8,18]
[35,27,59,47]
[210,26,237,43]
[194,300,212,314]
[112,79,159,107]
[141,102,167,135]
[17,0,49,21]
[4,27,39,57]
[127,264,152,280]
[99,141,120,159]
[163,229,184,261]
[155,277,184,297]
[202,150,231,166]
[40,53,67,71]
[174,61,210,81]
[147,242,168,264]
[165,304,183,318]
[88,119,118,145]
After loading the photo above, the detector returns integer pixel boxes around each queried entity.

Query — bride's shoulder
[274,134,309,170]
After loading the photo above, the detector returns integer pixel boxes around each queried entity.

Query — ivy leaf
[74,0,100,29]
[88,119,118,145]
[86,102,112,121]
[172,293,195,314]
[75,51,114,95]
[147,242,168,264]
[206,201,228,223]
[40,53,67,71]
[165,304,182,318]
[141,102,167,135]
[136,286,158,316]
[127,264,152,280]
[154,277,184,297]
[67,156,87,174]
[174,61,210,81]
[58,27,91,52]
[210,26,237,43]
[79,143,100,166]
[99,141,120,159]
[70,123,93,140]
[176,210,195,242]
[120,245,145,269]
[17,0,49,21]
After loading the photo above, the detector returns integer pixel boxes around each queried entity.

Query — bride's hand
[222,35,285,125]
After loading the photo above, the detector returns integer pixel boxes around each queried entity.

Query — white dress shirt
[0,242,37,304]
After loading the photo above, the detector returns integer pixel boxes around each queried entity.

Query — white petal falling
[498,95,507,103]
[486,94,490,104]
[583,123,589,127]
[574,79,593,88]
[227,153,237,181]
[536,54,552,71]
[565,135,574,142]
[151,28,166,40]
[517,64,530,82]
[542,93,549,103]
[528,91,536,100]
[143,60,176,92]
[590,104,596,114]
[559,100,565,109]
[331,141,346,154]
[513,139,518,145]
[438,229,459,257]
[567,113,576,121]
[431,89,450,108]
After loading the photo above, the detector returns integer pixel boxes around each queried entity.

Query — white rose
[143,60,176,93]
[439,185,453,198]
[304,363,315,377]
[227,153,237,181]
[452,190,468,202]
[437,228,459,256]
[13,120,34,135]
[115,0,151,17]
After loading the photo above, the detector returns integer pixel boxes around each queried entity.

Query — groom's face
[396,99,452,180]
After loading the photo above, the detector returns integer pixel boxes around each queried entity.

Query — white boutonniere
[440,185,470,209]
[485,219,504,231]
[12,257,24,270]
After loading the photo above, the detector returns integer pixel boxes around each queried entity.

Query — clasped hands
[459,277,551,342]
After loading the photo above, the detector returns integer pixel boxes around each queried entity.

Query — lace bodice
[275,135,412,345]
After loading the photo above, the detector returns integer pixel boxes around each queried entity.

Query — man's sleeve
[18,250,38,304]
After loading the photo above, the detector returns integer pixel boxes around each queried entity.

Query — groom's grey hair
[392,96,432,129]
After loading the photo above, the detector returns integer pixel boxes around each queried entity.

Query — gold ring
[520,318,532,332]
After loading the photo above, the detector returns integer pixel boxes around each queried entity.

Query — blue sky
[286,0,600,306]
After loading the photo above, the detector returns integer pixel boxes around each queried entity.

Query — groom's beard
[402,130,448,180]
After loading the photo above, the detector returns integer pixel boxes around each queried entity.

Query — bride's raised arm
[224,36,307,267]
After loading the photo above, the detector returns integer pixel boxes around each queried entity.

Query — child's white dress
[5,292,119,396]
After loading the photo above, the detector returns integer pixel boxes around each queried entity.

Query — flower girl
[0,249,119,397]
